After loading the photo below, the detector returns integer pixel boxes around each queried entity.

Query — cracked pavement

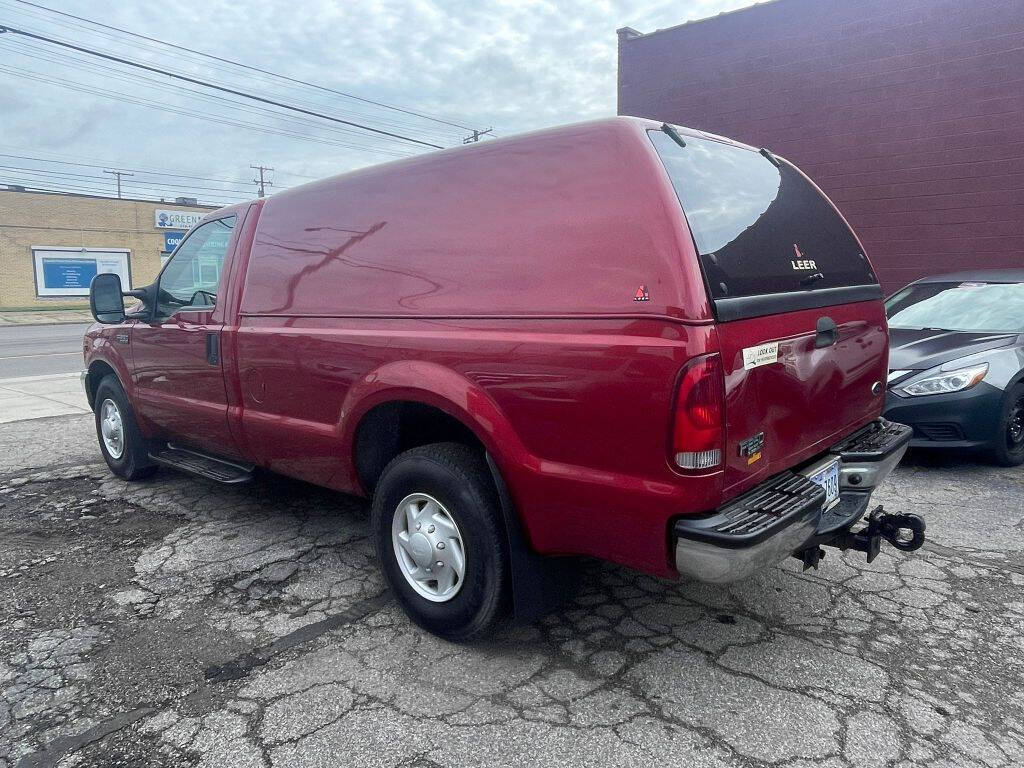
[1,414,1023,767]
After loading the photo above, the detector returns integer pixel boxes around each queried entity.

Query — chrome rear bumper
[839,439,907,491]
[673,419,912,583]
[675,504,821,584]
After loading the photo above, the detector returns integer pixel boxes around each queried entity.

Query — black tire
[93,374,158,481]
[371,443,510,641]
[990,384,1024,467]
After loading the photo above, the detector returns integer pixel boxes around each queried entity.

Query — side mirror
[89,273,126,324]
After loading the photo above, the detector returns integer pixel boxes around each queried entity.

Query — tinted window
[650,130,877,300]
[158,216,235,314]
[886,281,1024,333]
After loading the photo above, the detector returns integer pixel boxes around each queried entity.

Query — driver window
[157,215,236,315]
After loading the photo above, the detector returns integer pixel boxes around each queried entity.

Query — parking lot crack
[15,706,156,768]
[203,590,391,683]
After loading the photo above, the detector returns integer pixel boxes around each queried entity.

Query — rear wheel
[371,443,510,641]
[990,384,1024,467]
[93,375,157,480]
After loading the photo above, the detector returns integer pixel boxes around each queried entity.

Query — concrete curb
[0,314,93,327]
[0,321,93,327]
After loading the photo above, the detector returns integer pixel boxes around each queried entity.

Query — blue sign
[41,258,97,290]
[164,231,183,252]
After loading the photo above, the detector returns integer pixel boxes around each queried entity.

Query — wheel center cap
[408,532,433,566]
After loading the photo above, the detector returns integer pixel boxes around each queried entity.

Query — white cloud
[0,0,755,202]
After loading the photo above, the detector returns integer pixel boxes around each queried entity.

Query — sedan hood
[888,327,1019,371]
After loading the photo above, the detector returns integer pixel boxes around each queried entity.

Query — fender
[83,332,137,409]
[338,361,562,622]
[338,360,538,491]
[1002,344,1024,392]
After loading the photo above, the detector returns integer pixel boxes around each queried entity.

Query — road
[0,323,90,379]
[1,415,1022,768]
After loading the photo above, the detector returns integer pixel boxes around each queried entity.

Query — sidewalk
[0,372,90,422]
[0,309,93,326]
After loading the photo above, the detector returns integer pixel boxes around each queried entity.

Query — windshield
[649,129,877,299]
[886,281,1024,332]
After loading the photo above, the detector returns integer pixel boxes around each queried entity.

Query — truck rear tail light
[672,354,724,470]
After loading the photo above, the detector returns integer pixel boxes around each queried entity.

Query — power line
[0,35,455,145]
[0,37,464,146]
[0,164,256,196]
[0,60,421,157]
[0,23,446,149]
[0,179,241,206]
[2,175,250,203]
[0,165,258,195]
[0,154,265,187]
[7,0,481,135]
[0,5,483,144]
[270,169,324,181]
[0,38,440,153]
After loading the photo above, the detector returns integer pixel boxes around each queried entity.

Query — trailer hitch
[798,505,926,569]
[871,507,927,552]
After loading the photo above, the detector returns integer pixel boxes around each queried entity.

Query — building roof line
[0,223,192,234]
[617,0,781,42]
[0,187,220,208]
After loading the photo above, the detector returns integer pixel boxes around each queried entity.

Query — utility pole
[463,128,493,144]
[103,169,133,198]
[250,164,273,197]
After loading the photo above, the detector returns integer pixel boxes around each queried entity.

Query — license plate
[807,459,840,508]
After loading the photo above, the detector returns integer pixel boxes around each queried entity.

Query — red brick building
[617,0,1024,293]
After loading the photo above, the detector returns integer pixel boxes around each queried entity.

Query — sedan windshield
[886,281,1024,332]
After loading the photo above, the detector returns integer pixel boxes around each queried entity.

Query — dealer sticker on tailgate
[742,341,779,370]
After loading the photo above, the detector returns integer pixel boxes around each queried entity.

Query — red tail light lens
[672,354,724,470]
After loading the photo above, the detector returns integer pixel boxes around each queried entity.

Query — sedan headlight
[899,363,989,397]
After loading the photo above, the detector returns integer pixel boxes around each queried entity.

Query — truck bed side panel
[235,317,717,576]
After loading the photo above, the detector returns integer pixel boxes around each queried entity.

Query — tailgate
[716,300,888,495]
[648,126,888,497]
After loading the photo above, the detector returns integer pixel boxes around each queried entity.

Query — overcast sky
[0,0,754,204]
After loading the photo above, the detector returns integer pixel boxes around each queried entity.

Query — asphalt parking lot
[1,414,1022,768]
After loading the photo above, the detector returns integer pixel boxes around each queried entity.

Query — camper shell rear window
[649,129,880,320]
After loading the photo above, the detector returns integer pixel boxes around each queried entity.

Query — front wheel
[93,375,157,480]
[371,443,510,641]
[990,384,1024,467]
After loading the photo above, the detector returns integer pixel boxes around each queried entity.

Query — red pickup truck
[84,117,923,640]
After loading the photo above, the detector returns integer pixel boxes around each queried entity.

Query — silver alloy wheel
[99,398,125,459]
[391,492,466,603]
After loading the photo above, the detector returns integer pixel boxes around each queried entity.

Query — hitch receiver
[800,505,925,568]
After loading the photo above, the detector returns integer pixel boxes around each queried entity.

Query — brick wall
[0,191,216,308]
[618,0,1024,293]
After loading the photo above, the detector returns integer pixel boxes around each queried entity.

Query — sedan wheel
[1005,394,1024,453]
[991,384,1024,466]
